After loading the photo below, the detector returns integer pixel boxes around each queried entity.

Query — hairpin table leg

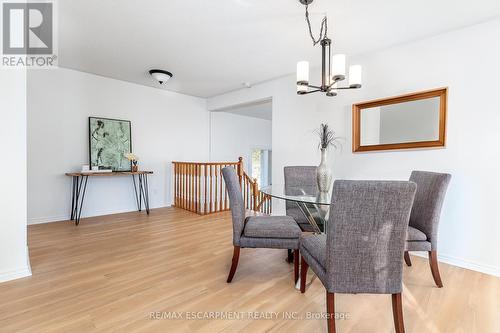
[132,175,141,212]
[143,174,150,214]
[70,175,89,225]
[75,176,88,225]
[139,174,143,212]
[70,176,77,220]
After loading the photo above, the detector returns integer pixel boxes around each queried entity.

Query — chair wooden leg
[326,292,336,333]
[392,293,405,333]
[429,250,443,288]
[287,249,293,263]
[226,246,240,283]
[404,251,412,267]
[300,255,309,293]
[293,249,299,283]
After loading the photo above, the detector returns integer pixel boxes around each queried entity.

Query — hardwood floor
[0,207,499,332]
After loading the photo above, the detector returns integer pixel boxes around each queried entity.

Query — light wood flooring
[0,207,499,332]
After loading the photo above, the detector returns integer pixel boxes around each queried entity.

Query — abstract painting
[89,117,132,172]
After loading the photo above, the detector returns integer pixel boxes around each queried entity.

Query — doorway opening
[209,98,272,185]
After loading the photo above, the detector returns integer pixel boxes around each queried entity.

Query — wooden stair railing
[172,157,272,215]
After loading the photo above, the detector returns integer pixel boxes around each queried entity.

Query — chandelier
[296,0,362,96]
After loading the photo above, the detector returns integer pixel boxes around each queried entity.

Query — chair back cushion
[222,167,245,246]
[326,180,417,294]
[284,166,318,222]
[409,171,451,249]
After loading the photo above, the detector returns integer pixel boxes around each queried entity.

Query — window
[251,149,272,188]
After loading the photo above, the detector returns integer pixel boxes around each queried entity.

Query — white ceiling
[58,0,500,98]
[216,100,273,121]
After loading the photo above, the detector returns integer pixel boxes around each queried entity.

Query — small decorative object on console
[125,153,139,172]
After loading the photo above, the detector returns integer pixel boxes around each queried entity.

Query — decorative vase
[317,148,332,192]
[132,164,138,172]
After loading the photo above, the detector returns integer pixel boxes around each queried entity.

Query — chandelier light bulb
[297,61,310,85]
[349,65,362,88]
[332,54,346,81]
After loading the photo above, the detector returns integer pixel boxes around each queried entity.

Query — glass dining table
[261,185,332,234]
[261,185,332,290]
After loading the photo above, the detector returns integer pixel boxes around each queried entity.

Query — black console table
[65,171,153,225]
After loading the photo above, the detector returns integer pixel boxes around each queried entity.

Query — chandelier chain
[305,4,328,46]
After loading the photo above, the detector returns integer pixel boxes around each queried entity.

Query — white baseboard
[411,252,500,277]
[0,267,31,283]
[28,215,68,225]
[28,204,171,225]
[0,249,32,283]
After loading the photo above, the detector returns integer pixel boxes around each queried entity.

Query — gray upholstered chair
[284,166,318,232]
[222,167,302,284]
[404,171,451,288]
[300,180,417,333]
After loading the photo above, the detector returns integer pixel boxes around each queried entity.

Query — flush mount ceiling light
[296,0,362,96]
[149,69,173,85]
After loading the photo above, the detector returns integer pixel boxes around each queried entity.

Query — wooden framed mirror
[352,88,447,152]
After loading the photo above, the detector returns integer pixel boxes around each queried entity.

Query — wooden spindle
[178,164,181,208]
[192,164,196,212]
[191,164,195,212]
[178,164,181,209]
[188,164,191,212]
[184,163,187,210]
[214,165,218,212]
[176,163,179,207]
[195,164,199,213]
[246,177,249,209]
[224,165,229,210]
[177,163,182,207]
[193,164,197,213]
[181,164,185,209]
[209,165,213,214]
[243,177,246,209]
[219,165,223,211]
[173,163,176,207]
[204,165,207,215]
[197,164,201,214]
[184,163,187,211]
[186,164,189,211]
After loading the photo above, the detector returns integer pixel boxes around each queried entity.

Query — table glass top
[261,185,332,206]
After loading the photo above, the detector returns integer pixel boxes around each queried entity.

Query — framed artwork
[89,117,132,172]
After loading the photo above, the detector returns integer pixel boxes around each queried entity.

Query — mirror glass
[360,97,441,146]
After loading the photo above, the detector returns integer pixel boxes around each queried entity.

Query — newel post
[252,178,259,212]
[237,156,243,186]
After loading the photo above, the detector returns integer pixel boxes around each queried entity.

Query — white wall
[210,111,272,172]
[27,68,209,224]
[208,19,500,276]
[0,68,31,282]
